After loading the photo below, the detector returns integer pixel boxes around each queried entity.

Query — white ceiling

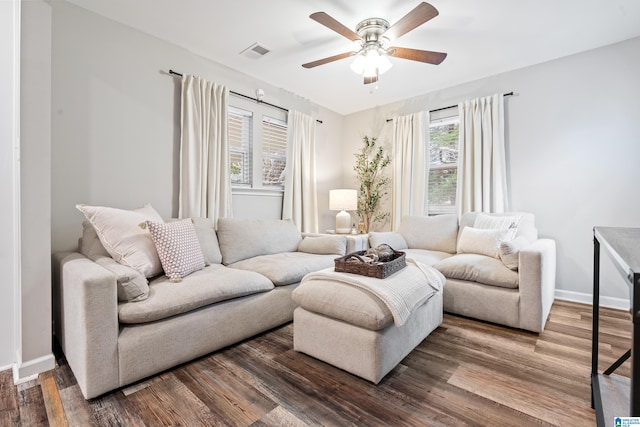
[66,0,640,115]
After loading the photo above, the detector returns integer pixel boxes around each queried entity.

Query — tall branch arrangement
[353,136,391,233]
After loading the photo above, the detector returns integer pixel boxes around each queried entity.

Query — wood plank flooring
[0,300,632,426]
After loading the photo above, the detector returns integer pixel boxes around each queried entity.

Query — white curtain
[282,110,318,233]
[456,93,508,217]
[178,74,233,224]
[391,111,429,230]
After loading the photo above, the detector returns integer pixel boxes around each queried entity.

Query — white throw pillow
[457,227,509,258]
[80,220,110,259]
[499,236,529,271]
[298,235,347,256]
[76,203,164,278]
[474,213,522,240]
[147,219,206,282]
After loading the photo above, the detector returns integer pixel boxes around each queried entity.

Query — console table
[592,227,640,425]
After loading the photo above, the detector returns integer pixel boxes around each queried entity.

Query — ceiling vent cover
[240,43,270,59]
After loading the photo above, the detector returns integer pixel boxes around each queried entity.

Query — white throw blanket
[301,258,445,327]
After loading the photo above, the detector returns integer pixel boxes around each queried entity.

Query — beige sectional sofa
[53,214,364,399]
[53,207,554,400]
[369,212,556,333]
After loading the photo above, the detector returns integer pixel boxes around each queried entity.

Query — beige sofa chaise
[53,215,363,399]
[368,212,556,333]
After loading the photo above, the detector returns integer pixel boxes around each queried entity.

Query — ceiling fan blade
[383,2,439,41]
[388,47,447,65]
[310,12,361,42]
[364,74,378,85]
[302,51,356,69]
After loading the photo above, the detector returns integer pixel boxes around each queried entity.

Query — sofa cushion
[147,219,205,282]
[92,255,149,302]
[398,214,458,253]
[217,218,302,265]
[434,254,519,289]
[368,232,409,250]
[298,235,347,256]
[292,280,394,330]
[118,264,274,324]
[457,227,509,258]
[228,252,336,286]
[403,249,452,267]
[76,203,164,278]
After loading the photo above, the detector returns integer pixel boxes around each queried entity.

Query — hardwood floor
[0,300,631,426]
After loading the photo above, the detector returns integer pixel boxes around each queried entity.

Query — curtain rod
[169,70,323,124]
[385,91,514,122]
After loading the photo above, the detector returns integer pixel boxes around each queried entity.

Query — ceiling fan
[302,2,447,85]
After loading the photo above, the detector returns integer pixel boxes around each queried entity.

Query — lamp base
[335,210,352,234]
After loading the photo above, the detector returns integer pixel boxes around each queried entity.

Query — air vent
[240,43,271,60]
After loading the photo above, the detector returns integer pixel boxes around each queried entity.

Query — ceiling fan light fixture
[305,2,445,85]
[350,49,392,77]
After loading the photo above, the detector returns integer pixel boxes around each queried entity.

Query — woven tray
[334,248,406,279]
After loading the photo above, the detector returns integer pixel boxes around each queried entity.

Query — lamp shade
[329,189,358,211]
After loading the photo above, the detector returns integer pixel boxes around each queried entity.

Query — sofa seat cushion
[228,252,336,286]
[292,279,394,331]
[433,254,519,289]
[118,264,274,324]
[403,249,452,267]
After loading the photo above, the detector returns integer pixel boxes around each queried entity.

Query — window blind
[262,116,287,186]
[228,107,253,186]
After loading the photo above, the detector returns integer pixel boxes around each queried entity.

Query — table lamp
[329,189,358,234]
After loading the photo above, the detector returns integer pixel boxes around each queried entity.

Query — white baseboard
[12,353,55,384]
[555,289,629,311]
[0,363,14,373]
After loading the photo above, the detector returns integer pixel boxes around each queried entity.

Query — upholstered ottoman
[291,260,444,383]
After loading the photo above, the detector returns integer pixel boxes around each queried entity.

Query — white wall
[49,2,639,312]
[0,0,56,378]
[51,1,344,253]
[342,36,640,306]
[17,0,55,379]
[0,0,19,369]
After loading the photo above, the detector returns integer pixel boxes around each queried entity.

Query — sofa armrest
[53,252,120,399]
[518,239,556,332]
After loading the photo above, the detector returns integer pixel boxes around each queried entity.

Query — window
[261,116,287,187]
[228,104,288,190]
[427,116,460,215]
[228,107,252,186]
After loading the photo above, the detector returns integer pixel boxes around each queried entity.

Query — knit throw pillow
[147,219,205,282]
